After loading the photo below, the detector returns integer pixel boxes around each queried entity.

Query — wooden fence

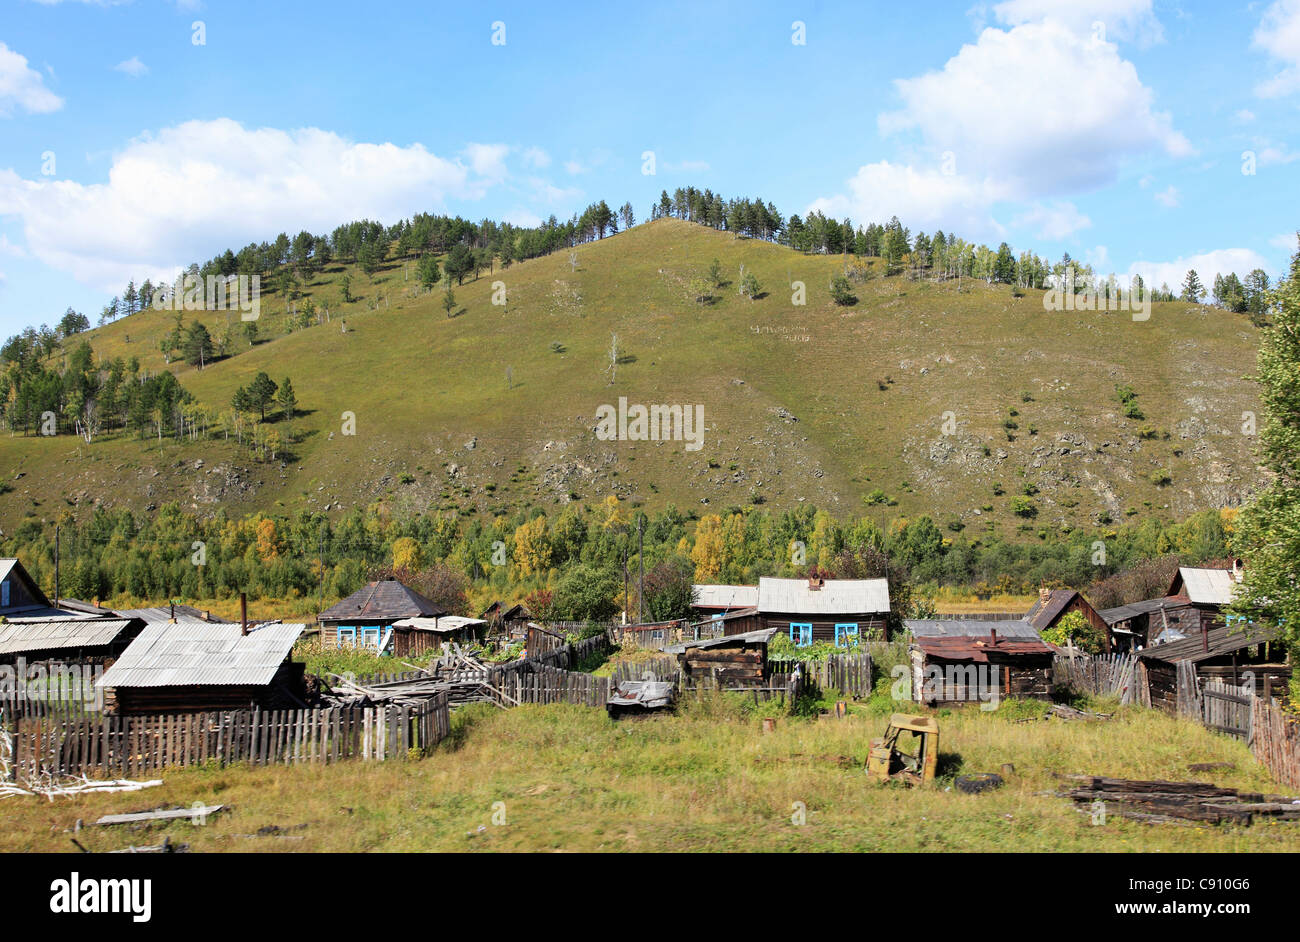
[1053,653,1146,705]
[1251,696,1300,791]
[1202,680,1252,740]
[0,694,450,779]
[767,653,873,699]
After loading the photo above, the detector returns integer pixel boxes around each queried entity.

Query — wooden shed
[691,584,759,620]
[667,627,779,688]
[757,576,891,645]
[910,631,1056,706]
[1024,588,1109,650]
[1136,620,1289,712]
[0,616,143,666]
[318,580,446,652]
[97,620,306,715]
[480,601,533,639]
[389,615,486,656]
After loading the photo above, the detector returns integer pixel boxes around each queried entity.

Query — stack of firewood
[1058,774,1300,825]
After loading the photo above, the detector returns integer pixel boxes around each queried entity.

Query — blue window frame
[834,623,859,647]
[362,627,381,649]
[790,622,813,647]
[337,626,356,648]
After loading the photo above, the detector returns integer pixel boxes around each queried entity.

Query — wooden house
[1099,566,1243,652]
[389,615,486,656]
[757,576,891,646]
[910,630,1056,705]
[0,557,92,620]
[97,620,306,714]
[1024,588,1109,650]
[317,580,446,652]
[1136,620,1289,711]
[666,627,779,688]
[691,584,759,620]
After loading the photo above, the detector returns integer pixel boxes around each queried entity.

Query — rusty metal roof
[97,621,304,688]
[913,634,1055,662]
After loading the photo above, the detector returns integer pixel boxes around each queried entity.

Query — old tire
[955,773,1004,794]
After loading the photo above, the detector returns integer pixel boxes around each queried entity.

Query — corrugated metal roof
[1098,597,1173,626]
[97,621,304,689]
[757,577,890,615]
[1175,567,1237,606]
[1136,620,1280,664]
[913,634,1055,661]
[693,584,759,609]
[904,618,1043,639]
[318,580,446,621]
[0,618,136,655]
[114,605,232,624]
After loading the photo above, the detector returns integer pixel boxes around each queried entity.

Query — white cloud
[1085,245,1110,269]
[0,234,25,258]
[463,142,509,183]
[113,57,149,78]
[563,159,586,175]
[0,42,64,116]
[1235,109,1257,123]
[807,160,1008,237]
[1153,185,1180,208]
[878,21,1189,199]
[664,159,711,173]
[1254,0,1300,97]
[521,146,550,169]
[1258,142,1300,166]
[1127,248,1272,290]
[0,118,500,291]
[1011,200,1092,239]
[1270,232,1299,250]
[993,0,1163,44]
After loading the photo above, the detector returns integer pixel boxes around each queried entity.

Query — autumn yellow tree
[392,536,424,572]
[254,516,281,561]
[691,514,725,581]
[513,516,553,577]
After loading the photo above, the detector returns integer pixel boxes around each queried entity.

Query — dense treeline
[5,500,1232,621]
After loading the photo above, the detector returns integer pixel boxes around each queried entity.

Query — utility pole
[637,517,644,625]
[54,525,60,606]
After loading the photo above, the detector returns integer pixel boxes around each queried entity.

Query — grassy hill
[2,218,1265,535]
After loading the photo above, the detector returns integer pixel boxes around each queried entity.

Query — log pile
[324,645,504,709]
[1058,774,1300,825]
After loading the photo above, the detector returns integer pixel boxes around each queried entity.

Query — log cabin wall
[761,613,888,644]
[681,643,767,687]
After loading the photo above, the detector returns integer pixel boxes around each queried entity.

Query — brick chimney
[990,627,999,646]
[1039,586,1052,601]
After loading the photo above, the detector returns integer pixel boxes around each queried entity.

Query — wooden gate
[1202,681,1253,740]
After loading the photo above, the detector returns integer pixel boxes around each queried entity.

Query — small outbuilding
[97,620,306,714]
[480,601,533,638]
[910,630,1056,706]
[666,627,779,688]
[389,615,487,656]
[1136,620,1289,711]
[692,584,760,620]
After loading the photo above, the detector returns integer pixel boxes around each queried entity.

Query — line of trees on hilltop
[3,497,1235,626]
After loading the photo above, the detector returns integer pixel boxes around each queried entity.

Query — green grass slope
[2,218,1264,533]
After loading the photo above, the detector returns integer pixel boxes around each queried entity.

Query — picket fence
[0,694,450,779]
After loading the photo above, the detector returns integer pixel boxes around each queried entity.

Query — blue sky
[0,0,1297,335]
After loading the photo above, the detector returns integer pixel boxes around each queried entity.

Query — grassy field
[5,695,1298,853]
[2,218,1264,534]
